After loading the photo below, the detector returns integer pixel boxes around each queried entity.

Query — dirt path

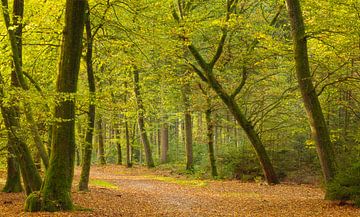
[0,165,359,216]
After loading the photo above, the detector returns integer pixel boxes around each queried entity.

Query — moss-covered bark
[25,0,87,211]
[286,0,336,184]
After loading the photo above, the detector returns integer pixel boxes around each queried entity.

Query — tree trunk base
[25,191,73,212]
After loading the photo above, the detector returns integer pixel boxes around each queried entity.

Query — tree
[133,68,155,168]
[173,0,279,184]
[25,0,87,211]
[286,0,337,185]
[79,3,97,191]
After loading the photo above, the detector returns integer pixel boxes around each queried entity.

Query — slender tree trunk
[133,69,155,168]
[25,0,86,211]
[286,0,336,185]
[97,117,106,165]
[125,120,132,167]
[2,143,23,193]
[116,127,122,165]
[160,122,169,163]
[182,83,193,171]
[205,96,218,177]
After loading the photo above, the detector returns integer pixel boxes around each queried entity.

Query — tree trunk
[97,117,106,165]
[25,0,86,211]
[2,143,23,193]
[182,84,193,171]
[125,120,132,167]
[116,127,122,165]
[160,122,169,163]
[133,69,155,168]
[205,97,218,177]
[286,0,336,185]
[1,0,49,169]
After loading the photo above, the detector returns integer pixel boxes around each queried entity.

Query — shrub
[326,162,360,207]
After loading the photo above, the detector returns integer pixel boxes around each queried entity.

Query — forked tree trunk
[286,0,336,185]
[25,0,86,211]
[133,69,155,168]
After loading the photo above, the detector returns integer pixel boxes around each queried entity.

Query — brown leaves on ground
[0,165,359,217]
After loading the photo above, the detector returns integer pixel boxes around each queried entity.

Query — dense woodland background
[0,0,359,212]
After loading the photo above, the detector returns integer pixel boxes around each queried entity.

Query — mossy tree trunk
[79,6,96,191]
[25,0,86,212]
[133,68,155,168]
[286,0,336,185]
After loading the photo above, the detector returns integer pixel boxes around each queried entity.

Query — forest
[0,0,359,216]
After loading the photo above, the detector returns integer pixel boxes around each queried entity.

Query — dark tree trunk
[25,0,86,211]
[182,84,193,171]
[125,121,132,167]
[133,69,155,168]
[205,96,218,177]
[286,0,336,185]
[116,128,122,165]
[160,122,169,163]
[2,143,23,193]
[97,117,106,165]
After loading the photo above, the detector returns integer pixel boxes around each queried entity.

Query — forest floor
[0,165,359,217]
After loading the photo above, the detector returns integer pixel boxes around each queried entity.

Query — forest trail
[0,165,359,217]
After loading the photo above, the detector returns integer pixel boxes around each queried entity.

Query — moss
[144,175,208,187]
[24,192,42,212]
[89,179,119,189]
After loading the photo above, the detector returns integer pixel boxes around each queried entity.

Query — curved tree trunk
[25,0,86,211]
[286,0,336,185]
[133,69,155,168]
[79,6,96,191]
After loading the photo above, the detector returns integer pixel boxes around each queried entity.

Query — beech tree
[25,0,87,211]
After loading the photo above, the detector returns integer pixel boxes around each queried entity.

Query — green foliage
[326,162,360,207]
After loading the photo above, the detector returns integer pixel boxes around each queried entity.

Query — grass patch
[144,175,208,187]
[89,179,119,190]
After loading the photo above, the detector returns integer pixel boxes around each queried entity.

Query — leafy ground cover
[0,165,359,216]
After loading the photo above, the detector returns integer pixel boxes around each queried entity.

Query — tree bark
[125,120,132,167]
[133,69,155,168]
[25,0,86,211]
[286,0,336,184]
